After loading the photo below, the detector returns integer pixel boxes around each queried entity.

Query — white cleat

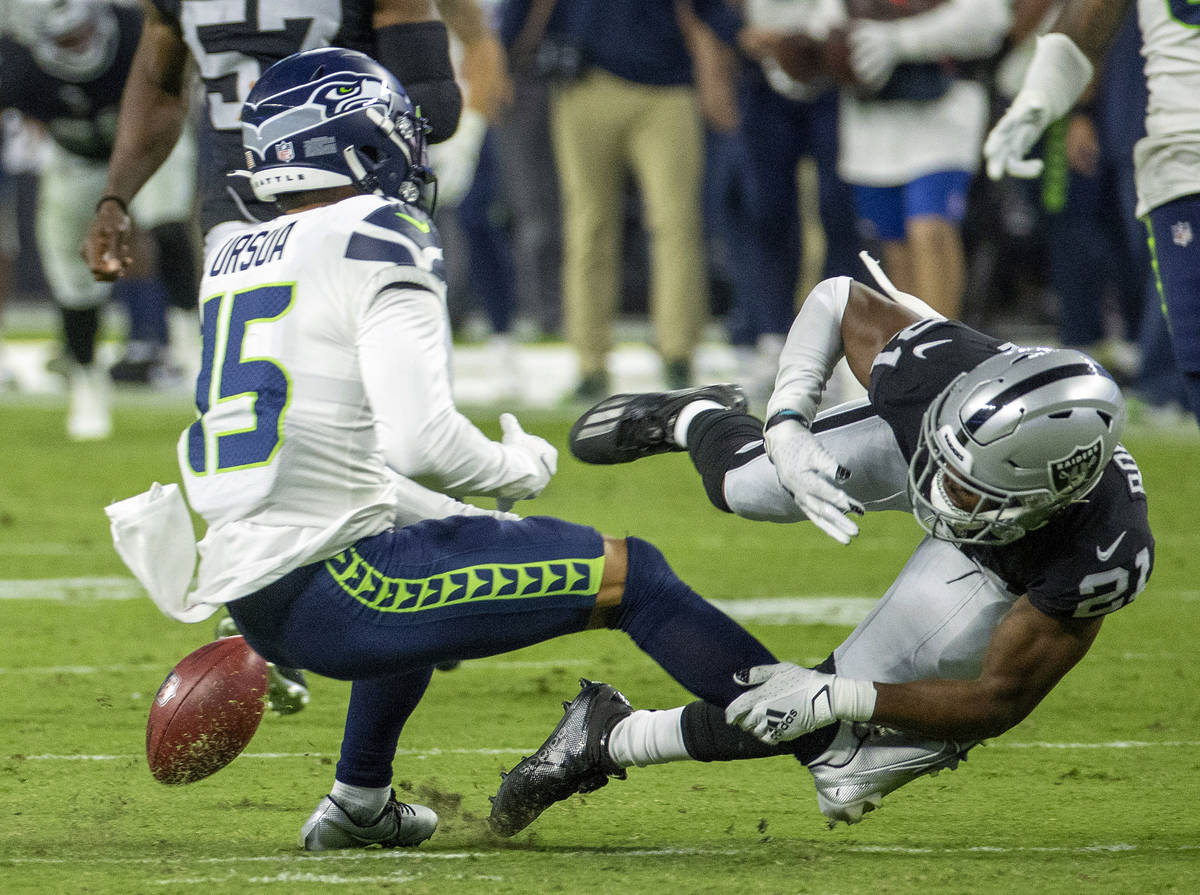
[299,792,438,851]
[66,364,112,441]
[808,722,973,825]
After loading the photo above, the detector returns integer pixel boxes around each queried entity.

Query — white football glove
[499,412,558,500]
[725,663,838,743]
[983,92,1052,181]
[849,22,902,94]
[764,419,863,544]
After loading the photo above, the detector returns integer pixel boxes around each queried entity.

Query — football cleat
[807,722,973,825]
[215,615,310,715]
[488,679,632,836]
[66,364,112,441]
[568,384,748,465]
[300,791,438,851]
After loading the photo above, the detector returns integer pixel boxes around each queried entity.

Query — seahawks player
[487,260,1153,834]
[82,0,504,268]
[1,0,197,438]
[108,47,791,851]
[986,0,1200,429]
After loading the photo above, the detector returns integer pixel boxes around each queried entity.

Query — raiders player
[1,0,197,438]
[109,47,797,851]
[986,0,1200,428]
[487,260,1153,834]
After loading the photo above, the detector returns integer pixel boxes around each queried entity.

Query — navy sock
[113,278,169,344]
[687,410,765,512]
[614,537,775,706]
[679,652,840,764]
[1181,371,1200,428]
[335,666,434,788]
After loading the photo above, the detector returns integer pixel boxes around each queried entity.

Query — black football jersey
[0,3,142,160]
[868,319,1154,620]
[152,0,374,231]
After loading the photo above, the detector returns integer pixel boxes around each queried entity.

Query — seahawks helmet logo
[1048,438,1104,495]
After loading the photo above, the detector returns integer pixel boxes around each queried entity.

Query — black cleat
[488,679,633,836]
[568,384,748,465]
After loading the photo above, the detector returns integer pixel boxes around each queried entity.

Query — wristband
[764,409,810,432]
[830,676,877,722]
[96,195,129,215]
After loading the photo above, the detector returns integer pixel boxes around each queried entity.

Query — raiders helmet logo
[1048,438,1104,494]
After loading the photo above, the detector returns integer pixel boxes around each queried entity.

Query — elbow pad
[375,21,463,144]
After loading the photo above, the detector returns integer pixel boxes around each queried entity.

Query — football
[146,635,269,785]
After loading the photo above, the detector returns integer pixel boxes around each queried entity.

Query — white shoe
[808,722,973,825]
[67,365,112,441]
[299,792,438,851]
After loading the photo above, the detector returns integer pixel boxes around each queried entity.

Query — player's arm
[83,1,189,281]
[983,0,1133,181]
[357,284,556,501]
[870,597,1103,740]
[728,596,1102,743]
[759,267,935,543]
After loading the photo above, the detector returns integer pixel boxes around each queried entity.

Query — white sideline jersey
[179,194,542,606]
[1133,0,1200,216]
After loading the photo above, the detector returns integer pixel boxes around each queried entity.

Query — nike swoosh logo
[1096,531,1127,562]
[912,339,952,360]
[394,211,431,233]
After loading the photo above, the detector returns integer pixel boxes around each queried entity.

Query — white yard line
[4,843,1195,872]
[19,740,1200,763]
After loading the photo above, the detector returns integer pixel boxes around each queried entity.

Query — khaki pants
[551,69,708,376]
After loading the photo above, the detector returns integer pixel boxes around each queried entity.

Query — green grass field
[1,398,1197,894]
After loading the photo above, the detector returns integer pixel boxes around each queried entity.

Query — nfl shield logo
[1171,220,1193,247]
[275,140,295,163]
[1048,438,1104,495]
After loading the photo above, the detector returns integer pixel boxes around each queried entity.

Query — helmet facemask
[906,348,1122,546]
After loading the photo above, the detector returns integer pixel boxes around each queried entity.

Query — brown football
[145,636,269,785]
[824,0,949,89]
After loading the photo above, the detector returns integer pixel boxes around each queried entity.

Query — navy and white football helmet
[240,47,432,204]
[909,347,1126,545]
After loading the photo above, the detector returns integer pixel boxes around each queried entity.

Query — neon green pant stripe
[324,547,605,614]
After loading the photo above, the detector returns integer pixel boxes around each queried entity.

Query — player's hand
[764,419,863,544]
[500,413,558,499]
[849,21,901,94]
[82,198,133,281]
[984,92,1052,181]
[725,663,837,744]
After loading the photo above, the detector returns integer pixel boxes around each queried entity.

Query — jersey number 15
[187,284,295,475]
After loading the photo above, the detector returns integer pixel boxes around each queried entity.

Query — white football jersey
[179,194,542,606]
[1132,0,1200,216]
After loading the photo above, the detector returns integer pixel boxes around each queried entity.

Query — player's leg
[228,514,776,846]
[903,170,972,320]
[36,147,112,440]
[552,72,627,400]
[629,81,708,389]
[568,386,908,518]
[1145,194,1200,427]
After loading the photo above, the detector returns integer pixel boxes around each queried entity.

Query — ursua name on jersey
[176,47,476,609]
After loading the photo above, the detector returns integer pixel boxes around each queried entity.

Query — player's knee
[687,410,766,512]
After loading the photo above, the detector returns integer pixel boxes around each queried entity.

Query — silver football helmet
[908,347,1125,545]
[8,0,119,82]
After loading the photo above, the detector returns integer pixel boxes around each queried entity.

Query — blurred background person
[1,0,197,440]
[495,0,564,341]
[503,0,743,401]
[1035,5,1190,425]
[986,0,1200,429]
[716,0,861,405]
[746,0,1011,321]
